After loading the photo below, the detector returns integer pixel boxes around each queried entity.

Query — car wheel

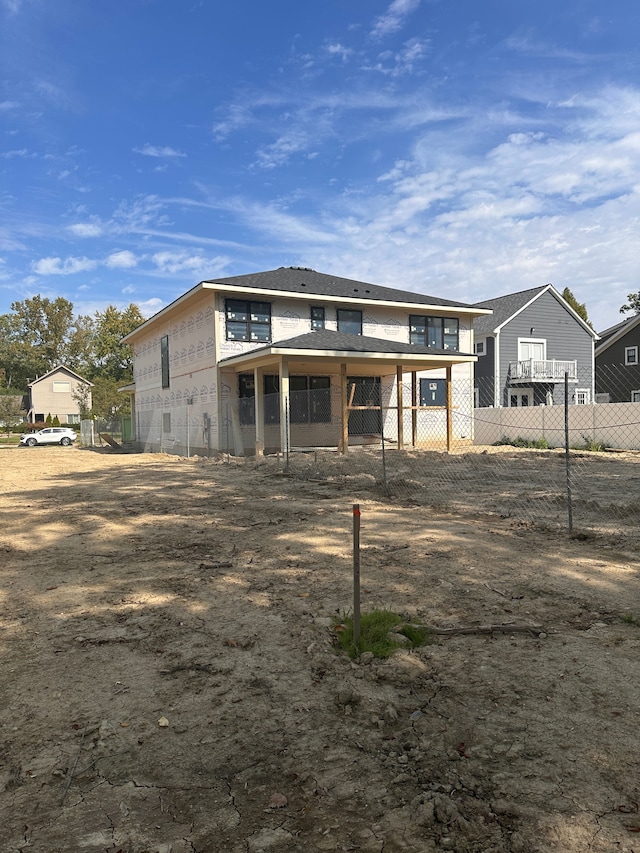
[60,437,71,446]
[26,437,37,447]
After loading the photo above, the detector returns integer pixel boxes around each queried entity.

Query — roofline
[122,280,492,342]
[28,364,94,387]
[595,312,640,355]
[487,284,598,338]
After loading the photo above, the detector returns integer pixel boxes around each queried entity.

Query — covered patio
[218,330,477,456]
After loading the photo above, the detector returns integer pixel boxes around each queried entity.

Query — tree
[0,394,25,436]
[562,287,592,327]
[620,292,640,316]
[91,304,145,382]
[10,295,76,368]
[90,375,131,419]
[0,313,44,390]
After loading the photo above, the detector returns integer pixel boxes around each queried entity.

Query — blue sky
[2,0,640,332]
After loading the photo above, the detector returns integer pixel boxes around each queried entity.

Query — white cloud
[0,148,30,159]
[370,0,421,40]
[0,101,19,111]
[106,250,138,269]
[151,251,213,275]
[31,256,97,276]
[67,222,103,237]
[134,144,187,158]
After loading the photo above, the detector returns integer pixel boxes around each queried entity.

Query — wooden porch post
[254,367,264,456]
[411,371,417,448]
[339,363,348,455]
[396,365,404,450]
[446,365,453,452]
[279,358,290,456]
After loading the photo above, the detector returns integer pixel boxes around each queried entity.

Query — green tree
[92,304,145,382]
[620,292,640,315]
[0,313,44,390]
[10,295,76,368]
[90,375,131,419]
[0,394,25,436]
[562,287,592,327]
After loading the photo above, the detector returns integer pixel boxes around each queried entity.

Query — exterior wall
[130,286,476,455]
[497,291,594,407]
[595,328,640,403]
[29,368,91,423]
[474,335,495,407]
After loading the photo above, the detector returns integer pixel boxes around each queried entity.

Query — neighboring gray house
[473,285,598,408]
[595,314,640,403]
[27,365,93,424]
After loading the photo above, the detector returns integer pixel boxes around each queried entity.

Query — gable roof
[595,313,640,355]
[123,267,491,341]
[473,284,598,338]
[28,364,93,387]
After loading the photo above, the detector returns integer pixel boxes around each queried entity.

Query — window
[518,339,546,361]
[410,316,459,350]
[52,380,71,393]
[161,335,170,389]
[420,378,446,407]
[625,346,638,366]
[632,390,640,402]
[575,389,591,405]
[226,299,271,342]
[337,308,362,335]
[475,341,485,355]
[67,414,80,424]
[290,376,331,423]
[310,306,325,331]
[238,374,280,425]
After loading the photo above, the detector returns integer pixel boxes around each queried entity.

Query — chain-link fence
[128,362,640,537]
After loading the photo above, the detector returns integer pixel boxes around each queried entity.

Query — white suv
[20,427,78,447]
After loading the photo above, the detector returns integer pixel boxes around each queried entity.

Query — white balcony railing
[509,359,578,382]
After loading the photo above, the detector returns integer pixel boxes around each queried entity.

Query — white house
[121,267,491,456]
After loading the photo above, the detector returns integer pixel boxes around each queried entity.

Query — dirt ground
[1,445,639,853]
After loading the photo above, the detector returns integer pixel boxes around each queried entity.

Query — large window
[226,300,271,342]
[238,374,280,425]
[410,316,459,350]
[161,335,170,389]
[52,381,71,393]
[337,309,362,335]
[290,376,331,423]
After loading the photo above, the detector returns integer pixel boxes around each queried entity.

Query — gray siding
[474,336,495,407]
[596,327,640,402]
[497,290,594,406]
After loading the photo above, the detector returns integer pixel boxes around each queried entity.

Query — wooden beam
[411,371,417,448]
[340,363,348,455]
[446,365,453,452]
[396,366,404,450]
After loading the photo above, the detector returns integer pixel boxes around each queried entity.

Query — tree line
[0,296,145,419]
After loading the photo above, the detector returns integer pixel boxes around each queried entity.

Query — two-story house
[26,365,93,424]
[595,314,640,402]
[473,285,598,408]
[121,267,491,456]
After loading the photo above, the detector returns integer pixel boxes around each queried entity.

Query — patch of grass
[580,434,606,452]
[621,613,640,626]
[333,609,431,659]
[494,435,550,449]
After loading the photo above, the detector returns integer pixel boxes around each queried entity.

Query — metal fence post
[564,372,573,532]
[379,382,387,494]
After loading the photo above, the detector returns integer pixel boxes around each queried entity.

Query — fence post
[353,504,361,650]
[285,396,290,471]
[564,372,573,532]
[379,381,387,494]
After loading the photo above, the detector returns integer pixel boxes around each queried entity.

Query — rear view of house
[122,267,491,456]
[473,285,598,408]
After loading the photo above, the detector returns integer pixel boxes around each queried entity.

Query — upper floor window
[625,346,638,366]
[226,299,271,343]
[410,316,459,350]
[160,335,170,389]
[52,380,71,393]
[337,308,362,336]
[310,306,325,331]
[475,341,485,355]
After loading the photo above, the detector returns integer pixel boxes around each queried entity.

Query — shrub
[334,609,431,659]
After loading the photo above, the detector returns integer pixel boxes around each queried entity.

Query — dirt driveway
[1,446,639,853]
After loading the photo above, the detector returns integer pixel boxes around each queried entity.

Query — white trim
[625,345,638,366]
[508,387,533,407]
[595,313,640,356]
[632,390,640,402]
[574,388,591,405]
[517,337,547,361]
[489,284,598,339]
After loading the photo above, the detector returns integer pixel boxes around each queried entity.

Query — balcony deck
[508,359,577,382]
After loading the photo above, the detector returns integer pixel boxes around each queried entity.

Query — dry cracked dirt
[1,445,639,853]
